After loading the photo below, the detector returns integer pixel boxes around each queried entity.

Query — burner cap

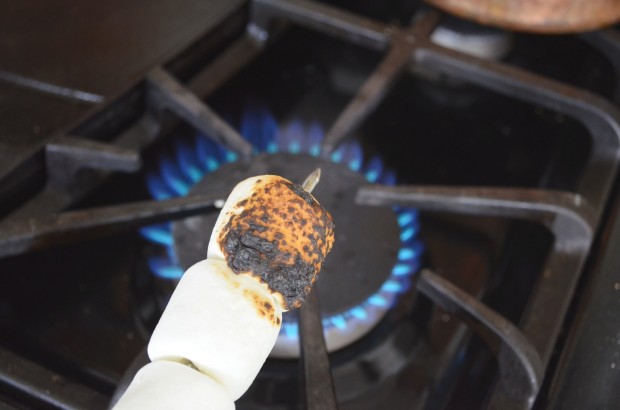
[173,153,400,317]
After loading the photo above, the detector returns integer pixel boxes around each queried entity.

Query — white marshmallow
[114,174,334,408]
[207,176,260,262]
[113,360,234,410]
[147,259,282,400]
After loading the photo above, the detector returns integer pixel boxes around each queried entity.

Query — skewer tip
[302,168,321,193]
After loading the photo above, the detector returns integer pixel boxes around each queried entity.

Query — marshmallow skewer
[114,169,334,410]
[301,168,321,193]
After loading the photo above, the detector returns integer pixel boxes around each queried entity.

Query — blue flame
[307,123,323,157]
[242,108,278,152]
[381,280,403,293]
[392,263,414,277]
[196,136,222,172]
[283,321,299,339]
[351,306,368,320]
[400,222,419,242]
[398,248,415,260]
[369,294,388,307]
[330,148,343,163]
[277,122,305,154]
[398,241,424,261]
[364,156,383,183]
[147,174,174,200]
[380,169,397,185]
[176,142,203,184]
[398,209,418,227]
[160,157,191,196]
[148,256,185,279]
[142,108,423,343]
[342,142,364,172]
[330,315,347,330]
[140,224,173,247]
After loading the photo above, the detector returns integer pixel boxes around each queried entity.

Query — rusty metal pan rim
[425,0,620,33]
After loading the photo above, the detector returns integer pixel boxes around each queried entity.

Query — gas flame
[141,108,423,343]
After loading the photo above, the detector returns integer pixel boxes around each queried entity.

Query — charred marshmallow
[208,175,335,310]
[114,174,334,409]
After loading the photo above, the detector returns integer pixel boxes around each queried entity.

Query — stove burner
[140,109,423,356]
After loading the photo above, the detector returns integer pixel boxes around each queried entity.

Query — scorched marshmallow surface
[113,174,334,409]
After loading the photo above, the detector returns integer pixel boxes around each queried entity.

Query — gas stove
[1,1,620,409]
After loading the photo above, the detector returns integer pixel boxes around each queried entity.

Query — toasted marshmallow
[207,175,335,310]
[148,259,282,400]
[113,360,233,410]
[116,174,335,409]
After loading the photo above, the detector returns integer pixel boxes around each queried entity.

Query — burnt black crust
[288,182,315,205]
[224,229,316,309]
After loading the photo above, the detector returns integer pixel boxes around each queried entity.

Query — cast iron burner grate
[140,111,422,356]
[0,0,619,409]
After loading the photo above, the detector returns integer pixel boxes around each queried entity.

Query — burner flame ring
[140,109,423,356]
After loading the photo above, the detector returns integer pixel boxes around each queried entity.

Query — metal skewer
[302,168,321,193]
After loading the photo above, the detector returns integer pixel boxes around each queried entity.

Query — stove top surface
[1,1,620,409]
[0,0,242,172]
